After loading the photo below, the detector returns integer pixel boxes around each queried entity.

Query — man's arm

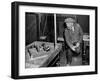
[78,25,83,43]
[75,24,83,50]
[64,29,75,51]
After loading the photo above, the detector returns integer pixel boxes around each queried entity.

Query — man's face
[66,22,74,29]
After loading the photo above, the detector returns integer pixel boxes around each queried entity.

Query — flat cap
[64,18,75,23]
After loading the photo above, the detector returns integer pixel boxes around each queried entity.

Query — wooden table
[25,41,62,68]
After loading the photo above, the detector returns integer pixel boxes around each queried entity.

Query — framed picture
[11,1,98,79]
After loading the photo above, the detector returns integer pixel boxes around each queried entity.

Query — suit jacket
[63,23,83,52]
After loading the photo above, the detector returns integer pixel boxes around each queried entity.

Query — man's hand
[71,42,80,51]
[71,42,80,52]
[73,43,80,53]
[76,43,80,47]
[71,46,76,51]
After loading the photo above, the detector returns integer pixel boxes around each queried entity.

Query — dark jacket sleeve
[64,29,73,49]
[78,24,83,43]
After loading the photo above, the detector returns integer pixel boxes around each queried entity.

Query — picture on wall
[11,1,98,79]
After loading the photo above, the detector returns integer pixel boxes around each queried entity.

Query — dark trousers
[65,48,73,64]
[65,48,80,64]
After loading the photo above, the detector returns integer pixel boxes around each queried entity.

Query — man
[63,17,83,66]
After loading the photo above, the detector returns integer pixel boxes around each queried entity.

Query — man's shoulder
[75,23,82,30]
[75,23,80,28]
